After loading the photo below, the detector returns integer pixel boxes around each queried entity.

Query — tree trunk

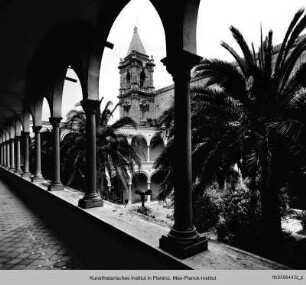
[261,153,282,247]
[262,181,282,240]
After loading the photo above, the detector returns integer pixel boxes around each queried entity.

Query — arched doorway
[149,134,164,162]
[132,136,147,162]
[110,175,126,204]
[132,172,148,203]
[150,172,163,201]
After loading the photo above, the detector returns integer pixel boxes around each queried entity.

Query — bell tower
[118,27,155,125]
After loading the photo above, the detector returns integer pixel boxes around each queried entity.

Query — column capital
[22,131,30,136]
[15,135,21,139]
[81,99,101,115]
[49,117,62,128]
[32,126,42,133]
[161,50,202,81]
[10,138,15,142]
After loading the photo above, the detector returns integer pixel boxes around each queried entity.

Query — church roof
[127,26,147,56]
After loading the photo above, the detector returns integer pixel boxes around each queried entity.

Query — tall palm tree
[155,8,306,243]
[61,99,142,200]
[194,8,306,242]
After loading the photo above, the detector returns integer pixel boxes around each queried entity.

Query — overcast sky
[42,0,306,121]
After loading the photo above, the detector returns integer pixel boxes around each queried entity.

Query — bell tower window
[126,72,131,87]
[140,70,145,87]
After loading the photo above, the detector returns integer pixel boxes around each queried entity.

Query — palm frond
[220,41,248,76]
[278,38,306,92]
[229,26,255,72]
[274,8,305,75]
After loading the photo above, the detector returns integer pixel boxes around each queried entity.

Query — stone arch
[149,133,165,162]
[42,97,51,124]
[21,109,31,133]
[132,171,149,203]
[14,120,22,137]
[131,135,148,162]
[61,67,83,120]
[9,123,15,139]
[97,0,168,105]
[150,171,163,201]
[110,175,126,204]
[46,68,67,119]
[5,130,10,142]
[25,19,97,116]
[28,97,44,127]
[150,0,201,55]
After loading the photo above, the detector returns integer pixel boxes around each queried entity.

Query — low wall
[0,167,190,270]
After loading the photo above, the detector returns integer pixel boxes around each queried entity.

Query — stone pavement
[0,179,87,270]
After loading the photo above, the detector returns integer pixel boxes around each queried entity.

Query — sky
[42,0,306,121]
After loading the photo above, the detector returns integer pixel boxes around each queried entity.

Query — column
[22,132,31,179]
[2,143,4,166]
[0,143,3,166]
[3,141,7,168]
[32,126,44,182]
[159,51,207,259]
[48,117,64,191]
[147,182,151,202]
[6,140,10,169]
[9,138,15,171]
[128,183,132,204]
[78,99,103,208]
[147,145,150,162]
[14,136,22,175]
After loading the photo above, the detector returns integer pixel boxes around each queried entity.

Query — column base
[22,172,32,180]
[159,228,208,259]
[9,167,15,172]
[78,195,103,209]
[48,182,64,191]
[32,175,44,183]
[14,169,23,176]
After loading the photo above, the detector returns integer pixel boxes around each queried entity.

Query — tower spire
[126,26,147,56]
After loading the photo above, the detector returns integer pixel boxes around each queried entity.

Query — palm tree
[194,8,306,242]
[61,99,142,200]
[154,88,242,198]
[155,8,306,244]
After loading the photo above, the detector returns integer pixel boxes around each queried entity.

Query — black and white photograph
[0,0,306,284]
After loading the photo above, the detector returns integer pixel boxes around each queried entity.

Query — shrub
[135,206,155,219]
[192,183,220,233]
[215,178,262,247]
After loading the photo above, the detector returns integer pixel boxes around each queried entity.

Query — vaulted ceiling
[0,0,202,130]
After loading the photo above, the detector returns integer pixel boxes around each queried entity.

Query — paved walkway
[0,179,86,270]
